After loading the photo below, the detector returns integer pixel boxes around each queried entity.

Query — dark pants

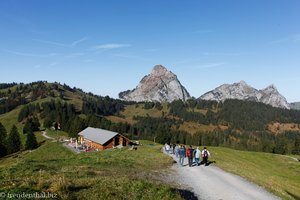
[203,156,208,166]
[188,157,193,167]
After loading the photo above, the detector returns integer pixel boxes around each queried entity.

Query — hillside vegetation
[0,140,183,200]
[0,81,300,156]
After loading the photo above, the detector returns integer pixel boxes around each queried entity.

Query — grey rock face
[200,81,290,109]
[119,65,190,102]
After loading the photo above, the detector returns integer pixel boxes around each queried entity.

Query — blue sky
[0,0,300,102]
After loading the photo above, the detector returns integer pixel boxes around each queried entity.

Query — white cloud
[3,49,57,57]
[33,37,88,47]
[95,43,131,49]
[71,37,88,46]
[201,52,241,56]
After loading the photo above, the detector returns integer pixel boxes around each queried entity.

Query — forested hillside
[0,81,300,157]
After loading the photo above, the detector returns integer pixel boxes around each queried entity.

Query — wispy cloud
[95,43,131,49]
[197,62,226,69]
[269,37,289,44]
[33,37,88,47]
[270,34,300,44]
[3,49,57,57]
[201,52,241,56]
[71,37,88,46]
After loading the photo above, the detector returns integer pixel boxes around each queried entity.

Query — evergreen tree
[23,119,32,134]
[7,125,22,154]
[292,136,300,155]
[25,131,38,150]
[23,117,40,134]
[0,122,7,157]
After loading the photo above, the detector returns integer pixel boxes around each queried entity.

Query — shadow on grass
[67,185,90,192]
[175,188,198,200]
[286,190,300,200]
[198,160,216,166]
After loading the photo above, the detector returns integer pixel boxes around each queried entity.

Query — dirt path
[167,152,281,200]
[41,131,55,140]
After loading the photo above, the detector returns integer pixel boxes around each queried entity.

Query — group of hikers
[164,144,210,167]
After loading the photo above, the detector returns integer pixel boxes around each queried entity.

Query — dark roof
[78,127,118,145]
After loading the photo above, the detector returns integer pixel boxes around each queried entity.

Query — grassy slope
[208,146,300,200]
[0,97,60,146]
[0,141,182,200]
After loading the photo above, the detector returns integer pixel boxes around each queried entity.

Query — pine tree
[7,125,22,154]
[25,131,38,150]
[23,118,33,134]
[0,122,7,157]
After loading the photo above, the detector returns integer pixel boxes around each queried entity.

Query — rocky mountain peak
[200,81,290,109]
[238,80,247,85]
[151,65,169,76]
[263,84,277,91]
[119,65,190,102]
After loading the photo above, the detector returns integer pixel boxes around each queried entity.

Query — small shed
[78,127,131,150]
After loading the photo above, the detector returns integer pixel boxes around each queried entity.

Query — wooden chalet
[78,127,131,150]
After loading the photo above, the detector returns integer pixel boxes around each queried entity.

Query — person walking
[194,147,201,166]
[187,145,194,167]
[201,147,210,166]
[165,143,170,154]
[174,144,179,158]
[178,145,185,166]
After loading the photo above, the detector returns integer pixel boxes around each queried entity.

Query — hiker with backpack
[201,147,210,166]
[178,145,185,167]
[194,147,201,166]
[187,145,194,167]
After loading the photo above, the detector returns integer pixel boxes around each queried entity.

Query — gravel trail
[167,152,281,200]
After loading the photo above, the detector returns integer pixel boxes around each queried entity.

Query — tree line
[168,99,300,131]
[0,121,38,158]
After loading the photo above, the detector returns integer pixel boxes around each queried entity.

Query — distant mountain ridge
[199,81,290,109]
[119,65,190,102]
[290,102,300,110]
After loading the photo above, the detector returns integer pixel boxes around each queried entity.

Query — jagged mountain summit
[119,65,191,102]
[199,80,290,109]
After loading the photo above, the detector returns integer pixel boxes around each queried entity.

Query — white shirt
[195,148,201,158]
[201,149,210,157]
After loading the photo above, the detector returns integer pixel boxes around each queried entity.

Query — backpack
[203,150,208,158]
[187,149,193,157]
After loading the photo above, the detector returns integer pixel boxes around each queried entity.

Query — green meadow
[209,146,300,200]
[0,140,182,200]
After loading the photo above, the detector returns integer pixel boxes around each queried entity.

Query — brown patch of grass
[105,115,136,124]
[178,121,226,134]
[267,122,300,134]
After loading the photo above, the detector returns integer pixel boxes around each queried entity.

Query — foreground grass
[0,141,182,200]
[208,146,300,200]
